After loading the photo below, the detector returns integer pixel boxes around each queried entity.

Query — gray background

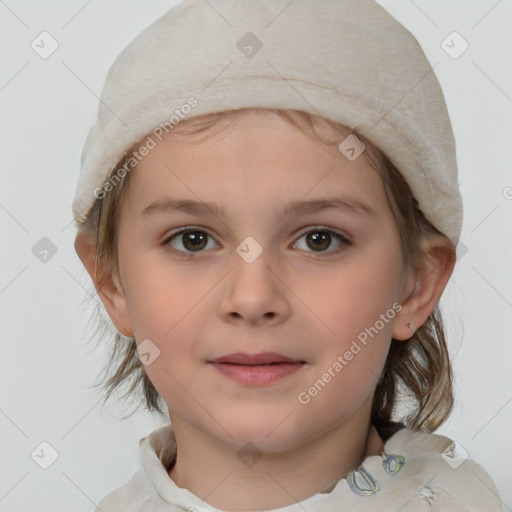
[0,0,511,510]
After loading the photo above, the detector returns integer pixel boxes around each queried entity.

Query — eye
[293,227,350,255]
[164,227,218,253]
[162,226,350,256]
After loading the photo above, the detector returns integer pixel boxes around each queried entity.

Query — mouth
[207,352,306,385]
[208,352,304,365]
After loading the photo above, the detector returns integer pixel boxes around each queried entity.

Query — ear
[392,235,457,341]
[74,228,134,337]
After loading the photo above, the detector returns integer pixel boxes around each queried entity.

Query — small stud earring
[406,322,415,336]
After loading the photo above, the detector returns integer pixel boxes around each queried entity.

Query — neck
[167,401,384,511]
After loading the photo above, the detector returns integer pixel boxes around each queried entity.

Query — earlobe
[392,235,456,341]
[74,229,134,337]
[392,273,421,341]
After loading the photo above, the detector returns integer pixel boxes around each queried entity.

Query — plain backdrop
[0,1,511,510]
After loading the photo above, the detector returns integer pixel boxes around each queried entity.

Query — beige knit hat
[72,0,463,243]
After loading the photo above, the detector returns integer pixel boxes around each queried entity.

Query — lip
[207,352,306,385]
[209,352,302,365]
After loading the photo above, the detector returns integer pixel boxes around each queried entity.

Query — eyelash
[162,225,351,257]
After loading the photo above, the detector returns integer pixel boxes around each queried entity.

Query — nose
[218,249,291,327]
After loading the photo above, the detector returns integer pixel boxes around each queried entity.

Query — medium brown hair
[78,108,454,434]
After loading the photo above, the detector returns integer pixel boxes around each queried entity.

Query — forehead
[122,111,390,218]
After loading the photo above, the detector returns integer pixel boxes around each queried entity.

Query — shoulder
[374,427,503,511]
[93,469,156,512]
[93,424,179,512]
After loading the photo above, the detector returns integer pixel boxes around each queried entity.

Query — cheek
[119,253,211,392]
[297,249,402,399]
[305,250,403,343]
[121,251,207,338]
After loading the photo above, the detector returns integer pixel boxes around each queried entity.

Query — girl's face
[113,111,413,451]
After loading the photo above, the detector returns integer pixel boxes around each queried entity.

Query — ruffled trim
[123,423,502,512]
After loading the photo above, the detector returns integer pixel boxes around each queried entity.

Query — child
[72,0,502,510]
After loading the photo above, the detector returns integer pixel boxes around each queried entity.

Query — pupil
[180,231,332,252]
[184,232,207,251]
[308,232,330,251]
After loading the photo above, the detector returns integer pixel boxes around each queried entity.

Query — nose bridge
[219,235,290,324]
[235,234,266,266]
[231,234,278,293]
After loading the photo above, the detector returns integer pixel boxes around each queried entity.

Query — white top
[95,423,502,511]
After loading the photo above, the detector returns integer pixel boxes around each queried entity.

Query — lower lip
[208,362,305,385]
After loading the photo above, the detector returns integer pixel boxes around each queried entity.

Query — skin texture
[75,110,456,511]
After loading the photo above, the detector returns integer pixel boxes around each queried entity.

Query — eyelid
[294,225,351,242]
[162,225,219,251]
[162,225,351,254]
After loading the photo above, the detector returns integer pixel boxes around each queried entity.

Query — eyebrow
[141,196,377,219]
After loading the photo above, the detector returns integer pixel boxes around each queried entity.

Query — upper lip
[208,352,304,365]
